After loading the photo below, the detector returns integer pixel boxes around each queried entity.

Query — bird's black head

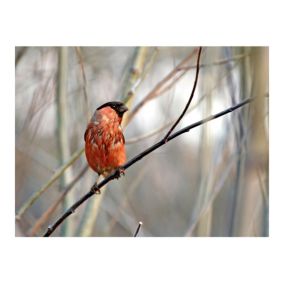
[97,101,128,117]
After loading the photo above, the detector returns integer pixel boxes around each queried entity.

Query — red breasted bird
[84,101,128,188]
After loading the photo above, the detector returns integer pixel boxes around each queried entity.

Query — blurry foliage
[15,47,268,237]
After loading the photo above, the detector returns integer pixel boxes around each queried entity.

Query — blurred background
[15,46,268,237]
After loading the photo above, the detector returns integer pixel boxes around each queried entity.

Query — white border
[1,1,283,283]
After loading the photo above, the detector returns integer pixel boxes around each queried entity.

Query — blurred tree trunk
[249,47,269,236]
[195,51,214,236]
[56,47,75,236]
[228,47,250,236]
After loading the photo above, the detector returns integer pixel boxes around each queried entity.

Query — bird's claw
[90,183,101,194]
[114,167,125,179]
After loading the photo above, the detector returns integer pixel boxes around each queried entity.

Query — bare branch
[43,95,259,237]
[164,47,202,141]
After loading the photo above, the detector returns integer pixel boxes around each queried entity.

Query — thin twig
[133,221,143,237]
[43,96,258,237]
[164,47,202,141]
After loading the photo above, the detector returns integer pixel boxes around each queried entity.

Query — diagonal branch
[164,47,202,141]
[43,95,258,237]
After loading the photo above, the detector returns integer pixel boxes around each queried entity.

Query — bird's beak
[120,105,128,114]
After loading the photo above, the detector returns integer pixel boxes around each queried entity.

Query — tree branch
[125,48,199,124]
[164,47,202,141]
[43,95,257,237]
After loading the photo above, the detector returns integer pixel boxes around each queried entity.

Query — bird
[84,101,128,193]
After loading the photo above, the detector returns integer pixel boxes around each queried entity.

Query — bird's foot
[90,182,101,194]
[114,167,125,179]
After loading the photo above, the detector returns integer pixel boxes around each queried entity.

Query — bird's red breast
[84,101,128,177]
